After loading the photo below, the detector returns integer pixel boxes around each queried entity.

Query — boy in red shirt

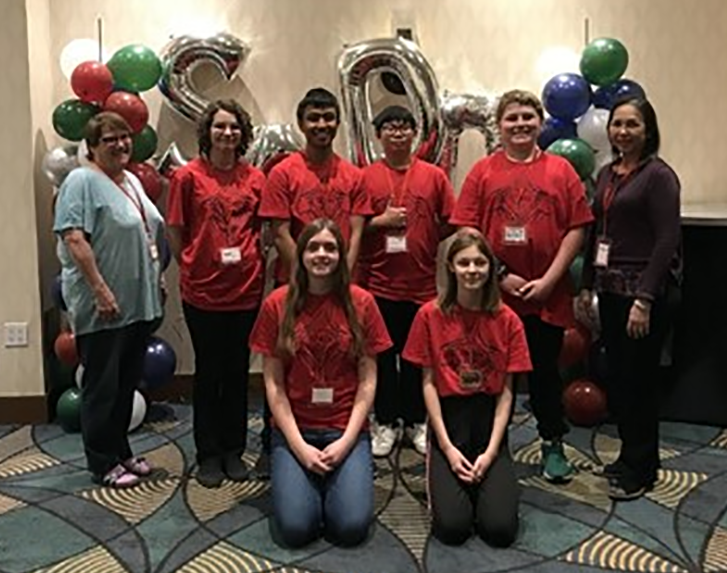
[451,90,593,483]
[358,105,456,456]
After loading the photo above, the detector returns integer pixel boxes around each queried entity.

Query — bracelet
[633,299,650,311]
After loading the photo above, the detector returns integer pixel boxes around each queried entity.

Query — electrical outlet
[4,322,29,348]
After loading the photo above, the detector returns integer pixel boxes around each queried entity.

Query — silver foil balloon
[245,124,303,172]
[158,32,250,122]
[438,91,499,174]
[155,142,189,177]
[42,144,80,186]
[337,38,442,167]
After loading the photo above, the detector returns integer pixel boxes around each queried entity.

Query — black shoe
[593,459,626,479]
[608,475,655,501]
[197,457,224,488]
[252,452,270,480]
[223,453,249,482]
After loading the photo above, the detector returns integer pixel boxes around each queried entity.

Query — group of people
[53,84,681,548]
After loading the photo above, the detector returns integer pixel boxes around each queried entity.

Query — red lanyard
[115,177,152,238]
[383,160,415,207]
[601,168,636,237]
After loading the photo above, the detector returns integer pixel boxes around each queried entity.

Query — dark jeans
[428,394,519,547]
[271,429,374,547]
[373,297,425,426]
[183,302,258,463]
[598,292,671,484]
[76,321,153,477]
[522,315,568,440]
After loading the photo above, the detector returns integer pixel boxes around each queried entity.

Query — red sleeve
[349,168,373,217]
[506,311,532,373]
[259,163,293,220]
[563,163,595,229]
[249,294,282,356]
[360,293,393,355]
[167,167,194,227]
[402,306,433,367]
[450,162,484,227]
[437,168,457,220]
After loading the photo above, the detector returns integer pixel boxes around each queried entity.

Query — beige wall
[3,0,725,393]
[0,0,44,396]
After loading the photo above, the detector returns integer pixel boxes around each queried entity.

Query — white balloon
[75,364,84,388]
[128,391,147,432]
[594,148,614,177]
[577,107,611,153]
[60,39,109,80]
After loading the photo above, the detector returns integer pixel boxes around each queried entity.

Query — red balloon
[559,324,591,368]
[563,379,608,426]
[103,91,149,133]
[54,332,79,367]
[71,61,114,104]
[127,162,162,203]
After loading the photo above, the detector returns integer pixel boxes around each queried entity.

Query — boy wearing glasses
[358,105,456,457]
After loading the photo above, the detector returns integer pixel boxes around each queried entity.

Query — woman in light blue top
[54,111,164,488]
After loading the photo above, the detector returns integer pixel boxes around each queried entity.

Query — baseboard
[0,395,48,424]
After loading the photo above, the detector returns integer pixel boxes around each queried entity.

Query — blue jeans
[271,429,374,547]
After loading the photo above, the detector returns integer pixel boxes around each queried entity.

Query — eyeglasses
[381,124,413,135]
[99,134,132,145]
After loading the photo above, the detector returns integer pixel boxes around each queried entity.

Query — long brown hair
[277,218,363,357]
[438,228,501,314]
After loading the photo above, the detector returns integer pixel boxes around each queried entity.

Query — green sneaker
[541,440,575,483]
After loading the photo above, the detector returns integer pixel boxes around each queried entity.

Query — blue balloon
[141,336,177,390]
[542,73,592,120]
[538,117,577,150]
[52,274,67,311]
[593,79,646,110]
[160,237,171,271]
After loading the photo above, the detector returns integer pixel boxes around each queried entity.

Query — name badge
[385,234,408,253]
[311,388,334,404]
[220,247,242,265]
[595,239,611,268]
[459,370,483,390]
[503,226,527,245]
[149,243,159,261]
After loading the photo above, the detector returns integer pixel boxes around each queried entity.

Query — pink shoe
[122,457,152,477]
[98,464,140,488]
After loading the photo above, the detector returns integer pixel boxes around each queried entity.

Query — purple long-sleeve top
[582,157,681,300]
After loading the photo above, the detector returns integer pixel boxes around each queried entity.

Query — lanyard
[601,168,636,237]
[115,176,152,238]
[502,149,542,222]
[383,159,415,207]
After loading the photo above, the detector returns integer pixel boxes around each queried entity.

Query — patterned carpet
[1,400,727,573]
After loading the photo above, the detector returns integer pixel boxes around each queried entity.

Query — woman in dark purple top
[580,97,681,501]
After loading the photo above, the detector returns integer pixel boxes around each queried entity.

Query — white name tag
[503,226,527,245]
[311,388,334,404]
[220,247,242,265]
[385,234,408,253]
[595,239,611,268]
[149,243,159,260]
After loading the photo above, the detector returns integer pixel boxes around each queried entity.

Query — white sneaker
[371,423,398,457]
[406,423,427,455]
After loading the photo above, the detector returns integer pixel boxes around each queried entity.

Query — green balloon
[107,44,162,93]
[52,99,99,141]
[131,125,158,163]
[570,255,584,292]
[580,38,629,86]
[547,138,596,180]
[56,387,82,432]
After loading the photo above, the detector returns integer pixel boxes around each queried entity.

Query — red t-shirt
[167,158,266,311]
[249,285,392,431]
[259,151,371,283]
[403,301,532,397]
[450,151,594,327]
[357,158,456,304]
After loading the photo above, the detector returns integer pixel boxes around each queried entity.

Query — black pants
[183,302,258,463]
[598,292,671,483]
[428,394,519,547]
[76,321,152,477]
[522,315,568,440]
[373,297,425,426]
